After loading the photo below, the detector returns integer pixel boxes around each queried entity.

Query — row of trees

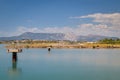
[98,38,120,44]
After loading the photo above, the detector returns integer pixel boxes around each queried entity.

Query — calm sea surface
[0,44,120,80]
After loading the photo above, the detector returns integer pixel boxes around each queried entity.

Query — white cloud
[76,24,114,36]
[17,26,40,33]
[80,13,120,26]
[15,26,78,34]
[71,13,120,26]
[0,13,120,38]
[70,13,120,37]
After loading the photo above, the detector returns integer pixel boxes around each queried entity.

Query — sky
[0,0,120,37]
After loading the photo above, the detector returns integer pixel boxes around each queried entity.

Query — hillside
[0,32,118,41]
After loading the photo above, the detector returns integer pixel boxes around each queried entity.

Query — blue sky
[0,0,120,37]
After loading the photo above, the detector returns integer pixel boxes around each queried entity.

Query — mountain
[19,32,65,40]
[0,32,118,41]
[0,32,65,41]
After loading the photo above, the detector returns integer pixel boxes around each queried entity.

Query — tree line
[98,38,120,44]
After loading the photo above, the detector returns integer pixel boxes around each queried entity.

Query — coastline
[5,43,120,49]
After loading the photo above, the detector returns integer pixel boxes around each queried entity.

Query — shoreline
[5,43,120,49]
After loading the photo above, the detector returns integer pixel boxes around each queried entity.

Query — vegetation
[1,38,120,49]
[98,38,120,44]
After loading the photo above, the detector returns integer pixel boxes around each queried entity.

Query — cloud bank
[0,13,120,38]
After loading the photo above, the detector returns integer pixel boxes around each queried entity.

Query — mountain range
[0,32,118,41]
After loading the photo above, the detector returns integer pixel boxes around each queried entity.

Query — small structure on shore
[7,48,22,62]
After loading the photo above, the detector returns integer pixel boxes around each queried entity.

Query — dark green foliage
[98,38,120,44]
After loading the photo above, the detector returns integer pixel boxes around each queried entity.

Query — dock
[7,48,22,62]
[7,48,22,53]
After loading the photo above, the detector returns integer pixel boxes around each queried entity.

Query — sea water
[0,44,120,80]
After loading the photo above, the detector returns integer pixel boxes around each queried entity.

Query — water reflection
[48,50,51,56]
[8,59,22,77]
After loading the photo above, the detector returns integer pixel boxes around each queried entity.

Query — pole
[12,52,17,62]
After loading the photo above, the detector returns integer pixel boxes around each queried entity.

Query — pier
[7,48,22,62]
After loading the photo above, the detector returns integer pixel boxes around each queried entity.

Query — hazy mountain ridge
[0,32,118,41]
